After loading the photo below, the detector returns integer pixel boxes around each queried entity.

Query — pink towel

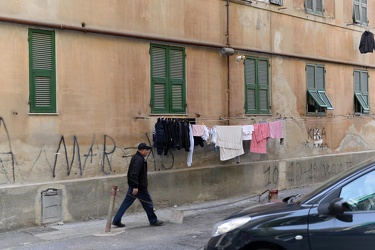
[192,125,205,136]
[269,121,283,139]
[250,123,270,154]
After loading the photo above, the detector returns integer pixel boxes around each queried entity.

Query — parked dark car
[205,158,375,250]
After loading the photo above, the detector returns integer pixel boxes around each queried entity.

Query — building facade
[0,0,374,185]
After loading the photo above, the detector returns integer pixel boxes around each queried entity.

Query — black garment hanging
[359,30,375,54]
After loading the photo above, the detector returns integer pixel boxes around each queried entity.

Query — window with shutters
[29,29,56,113]
[353,0,368,25]
[269,0,283,6]
[354,70,369,114]
[150,44,186,114]
[244,57,270,114]
[306,64,333,114]
[305,0,324,16]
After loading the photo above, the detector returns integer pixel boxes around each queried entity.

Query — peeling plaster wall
[0,0,375,186]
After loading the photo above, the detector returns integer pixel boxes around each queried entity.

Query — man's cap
[138,143,152,150]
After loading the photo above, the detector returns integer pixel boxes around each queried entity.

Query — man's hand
[132,188,139,195]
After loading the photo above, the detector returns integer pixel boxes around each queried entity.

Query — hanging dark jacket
[359,31,375,54]
[127,151,148,189]
[153,119,167,155]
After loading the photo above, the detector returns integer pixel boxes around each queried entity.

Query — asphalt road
[0,185,317,250]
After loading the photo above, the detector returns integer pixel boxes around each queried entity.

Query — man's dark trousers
[113,186,158,224]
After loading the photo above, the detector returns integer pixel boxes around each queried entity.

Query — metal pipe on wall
[0,16,372,69]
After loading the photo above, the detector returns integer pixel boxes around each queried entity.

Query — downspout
[226,0,231,124]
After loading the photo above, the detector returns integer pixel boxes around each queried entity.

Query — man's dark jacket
[359,31,375,54]
[127,151,148,189]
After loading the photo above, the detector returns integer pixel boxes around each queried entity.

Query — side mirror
[328,198,350,215]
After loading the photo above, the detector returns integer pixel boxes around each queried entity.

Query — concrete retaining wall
[1,151,374,232]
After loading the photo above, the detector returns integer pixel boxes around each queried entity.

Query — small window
[244,57,270,114]
[306,64,333,114]
[29,29,56,113]
[150,44,186,114]
[305,0,324,16]
[354,70,369,114]
[353,0,368,25]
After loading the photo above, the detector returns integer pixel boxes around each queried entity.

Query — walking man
[112,143,164,227]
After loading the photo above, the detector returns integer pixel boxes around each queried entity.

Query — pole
[105,185,118,233]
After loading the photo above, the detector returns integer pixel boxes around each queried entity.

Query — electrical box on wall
[41,188,62,224]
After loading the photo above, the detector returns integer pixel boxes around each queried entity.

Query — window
[306,64,333,113]
[29,29,56,113]
[244,57,270,114]
[353,0,368,25]
[150,44,186,114]
[354,70,369,114]
[305,0,324,16]
[340,170,375,211]
[270,0,283,5]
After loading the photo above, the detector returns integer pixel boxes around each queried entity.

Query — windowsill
[354,112,370,116]
[244,114,271,116]
[149,113,188,116]
[306,112,326,116]
[305,11,324,17]
[28,113,59,116]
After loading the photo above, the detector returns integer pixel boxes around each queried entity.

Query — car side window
[340,171,375,211]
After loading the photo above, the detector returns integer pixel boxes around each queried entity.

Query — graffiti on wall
[0,116,131,183]
[287,160,353,185]
[303,127,328,150]
[263,163,279,187]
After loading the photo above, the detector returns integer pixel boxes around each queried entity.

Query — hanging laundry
[216,126,244,161]
[250,123,270,154]
[153,118,168,155]
[192,124,205,136]
[359,30,375,54]
[187,124,194,167]
[242,125,255,141]
[153,118,190,155]
[202,126,210,142]
[268,120,283,139]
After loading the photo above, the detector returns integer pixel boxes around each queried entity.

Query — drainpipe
[226,0,231,124]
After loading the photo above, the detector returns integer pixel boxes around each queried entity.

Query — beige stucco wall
[0,0,375,186]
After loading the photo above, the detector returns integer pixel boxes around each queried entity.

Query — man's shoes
[150,220,164,226]
[112,222,125,227]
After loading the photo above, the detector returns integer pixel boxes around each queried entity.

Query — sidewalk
[0,184,319,250]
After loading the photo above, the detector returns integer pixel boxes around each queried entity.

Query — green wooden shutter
[354,71,361,92]
[29,29,56,113]
[353,0,367,24]
[245,58,257,114]
[361,0,368,24]
[305,0,313,11]
[316,65,325,90]
[270,0,282,5]
[316,0,323,14]
[169,47,185,113]
[150,44,186,114]
[258,59,269,114]
[361,71,368,94]
[361,71,369,108]
[151,45,168,113]
[306,65,315,90]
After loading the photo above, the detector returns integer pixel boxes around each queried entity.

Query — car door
[307,170,375,250]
